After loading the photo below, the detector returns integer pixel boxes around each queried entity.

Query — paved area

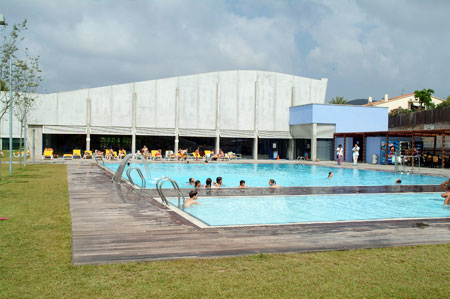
[67,162,450,265]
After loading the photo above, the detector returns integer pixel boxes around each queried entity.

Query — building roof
[347,99,370,105]
[364,93,444,106]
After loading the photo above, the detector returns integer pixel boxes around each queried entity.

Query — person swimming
[186,177,195,186]
[269,179,280,188]
[395,179,402,184]
[213,177,223,188]
[194,180,202,189]
[204,178,212,189]
[239,180,247,188]
[327,172,333,179]
[440,178,450,205]
[184,190,200,208]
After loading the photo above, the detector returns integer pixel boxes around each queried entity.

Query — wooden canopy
[333,129,450,168]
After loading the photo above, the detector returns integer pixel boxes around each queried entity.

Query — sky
[1,0,449,102]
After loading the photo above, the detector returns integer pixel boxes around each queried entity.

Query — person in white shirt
[352,143,360,165]
[336,144,344,165]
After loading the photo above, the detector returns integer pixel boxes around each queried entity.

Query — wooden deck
[68,163,450,265]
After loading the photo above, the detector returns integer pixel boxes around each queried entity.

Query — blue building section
[289,104,388,133]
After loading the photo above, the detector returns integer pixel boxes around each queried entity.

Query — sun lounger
[42,148,54,160]
[151,150,162,160]
[83,150,93,159]
[63,153,73,160]
[165,150,176,161]
[73,149,82,159]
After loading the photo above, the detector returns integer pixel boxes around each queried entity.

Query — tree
[414,89,435,110]
[436,96,450,109]
[329,96,348,104]
[0,19,42,168]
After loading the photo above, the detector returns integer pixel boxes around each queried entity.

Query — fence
[389,107,450,128]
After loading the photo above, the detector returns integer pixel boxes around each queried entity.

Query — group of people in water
[183,177,280,207]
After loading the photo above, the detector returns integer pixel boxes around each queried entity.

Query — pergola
[333,129,450,168]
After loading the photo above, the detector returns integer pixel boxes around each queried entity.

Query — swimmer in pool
[194,180,202,189]
[269,179,280,188]
[184,190,200,208]
[440,178,450,205]
[327,172,333,179]
[239,180,247,188]
[213,177,223,188]
[186,177,195,186]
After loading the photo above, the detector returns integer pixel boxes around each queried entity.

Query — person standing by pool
[352,143,360,165]
[336,144,344,165]
[269,179,280,188]
[184,190,200,208]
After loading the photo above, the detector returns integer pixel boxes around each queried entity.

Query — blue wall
[290,104,388,133]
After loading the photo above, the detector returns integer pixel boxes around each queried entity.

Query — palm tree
[329,96,348,104]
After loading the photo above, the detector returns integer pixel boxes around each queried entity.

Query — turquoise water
[168,193,449,226]
[104,163,445,188]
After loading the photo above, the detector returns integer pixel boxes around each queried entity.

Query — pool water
[104,163,445,188]
[168,193,449,226]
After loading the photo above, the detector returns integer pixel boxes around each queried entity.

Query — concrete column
[86,98,91,151]
[131,92,137,154]
[27,125,42,162]
[288,139,294,160]
[215,133,220,154]
[311,123,317,161]
[253,136,258,160]
[174,88,180,154]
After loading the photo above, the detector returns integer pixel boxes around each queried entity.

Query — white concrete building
[1,70,329,160]
[364,93,444,112]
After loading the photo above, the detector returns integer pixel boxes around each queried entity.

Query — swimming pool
[104,163,445,188]
[167,193,449,226]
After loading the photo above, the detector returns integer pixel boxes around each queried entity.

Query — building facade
[1,70,329,160]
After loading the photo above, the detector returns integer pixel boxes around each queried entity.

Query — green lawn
[1,164,449,298]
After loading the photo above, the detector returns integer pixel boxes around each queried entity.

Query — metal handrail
[126,167,146,188]
[156,177,185,207]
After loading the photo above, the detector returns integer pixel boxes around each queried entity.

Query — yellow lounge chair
[42,148,54,160]
[83,150,93,159]
[63,153,73,160]
[73,149,82,159]
[204,150,212,160]
[151,150,162,160]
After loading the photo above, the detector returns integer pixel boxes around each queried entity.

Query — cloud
[1,0,449,100]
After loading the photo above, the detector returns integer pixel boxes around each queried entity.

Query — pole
[24,103,27,166]
[9,57,13,175]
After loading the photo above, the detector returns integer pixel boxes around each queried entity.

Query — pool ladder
[126,167,146,188]
[156,177,185,208]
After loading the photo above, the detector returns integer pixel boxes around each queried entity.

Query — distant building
[346,99,370,105]
[364,93,444,112]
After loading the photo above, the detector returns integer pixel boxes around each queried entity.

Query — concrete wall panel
[90,86,112,127]
[198,72,218,129]
[219,71,238,130]
[156,77,176,128]
[310,79,327,103]
[28,93,58,125]
[237,71,256,131]
[257,72,276,130]
[178,74,199,129]
[275,73,294,131]
[111,83,133,127]
[135,80,157,128]
[293,76,311,106]
[57,89,88,125]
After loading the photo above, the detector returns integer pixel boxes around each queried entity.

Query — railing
[156,177,185,208]
[126,167,146,188]
[394,152,421,175]
[112,153,150,184]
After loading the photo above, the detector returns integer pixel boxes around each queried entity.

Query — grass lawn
[1,164,449,298]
